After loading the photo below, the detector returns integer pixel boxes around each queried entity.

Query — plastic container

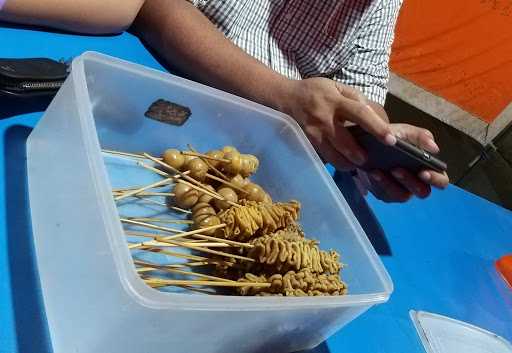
[410,311,512,353]
[27,52,393,353]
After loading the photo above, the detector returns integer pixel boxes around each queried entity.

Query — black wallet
[0,58,69,97]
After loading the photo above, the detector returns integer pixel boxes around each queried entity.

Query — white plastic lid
[410,311,512,353]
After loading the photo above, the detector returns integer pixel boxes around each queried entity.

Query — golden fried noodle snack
[217,200,300,241]
[237,269,347,296]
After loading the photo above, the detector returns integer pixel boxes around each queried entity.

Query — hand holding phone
[346,124,449,202]
[347,124,447,174]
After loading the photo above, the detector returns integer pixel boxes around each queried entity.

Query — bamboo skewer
[138,247,237,270]
[121,218,226,245]
[113,186,144,192]
[169,206,193,214]
[181,151,230,163]
[136,161,170,178]
[131,240,231,248]
[112,184,170,193]
[102,149,153,160]
[122,218,187,233]
[135,259,229,269]
[121,218,225,239]
[134,260,235,282]
[148,282,218,294]
[205,173,248,194]
[138,261,216,268]
[122,219,252,249]
[133,197,168,207]
[125,218,193,225]
[145,237,255,262]
[125,230,251,249]
[114,191,175,197]
[188,233,253,248]
[126,230,181,238]
[128,235,232,248]
[126,222,253,261]
[138,246,209,262]
[114,178,174,201]
[143,278,271,288]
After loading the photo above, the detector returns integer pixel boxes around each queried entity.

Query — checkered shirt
[190,0,402,105]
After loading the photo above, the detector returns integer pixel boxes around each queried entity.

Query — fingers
[391,168,431,199]
[368,170,412,203]
[419,170,450,189]
[329,121,367,166]
[391,123,439,154]
[335,98,396,146]
[320,140,356,171]
[306,125,357,171]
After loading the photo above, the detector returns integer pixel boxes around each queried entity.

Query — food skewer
[127,231,233,248]
[102,149,158,160]
[122,219,227,243]
[143,278,272,289]
[135,259,232,269]
[181,151,230,163]
[113,186,147,192]
[136,161,171,178]
[176,179,238,207]
[114,178,174,201]
[106,146,346,297]
[186,144,231,182]
[136,161,234,209]
[125,217,193,225]
[142,154,239,208]
[134,261,235,282]
[113,191,175,197]
[153,284,218,295]
[145,153,204,185]
[130,240,232,248]
[133,196,168,208]
[205,173,248,195]
[137,247,238,270]
[126,231,207,241]
[125,229,252,249]
[137,246,211,262]
[135,260,219,269]
[140,272,220,293]
[122,218,212,234]
[140,237,255,262]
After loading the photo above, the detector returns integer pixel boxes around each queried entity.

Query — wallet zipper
[18,80,63,90]
[0,76,64,91]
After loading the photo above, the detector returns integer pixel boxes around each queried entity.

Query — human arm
[132,0,396,170]
[0,0,144,34]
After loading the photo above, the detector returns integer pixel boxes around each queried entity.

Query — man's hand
[276,78,397,171]
[274,78,448,203]
[356,123,449,203]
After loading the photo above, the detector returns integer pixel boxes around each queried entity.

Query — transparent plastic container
[27,52,393,353]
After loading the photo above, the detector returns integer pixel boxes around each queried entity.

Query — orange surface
[496,254,512,289]
[390,0,512,123]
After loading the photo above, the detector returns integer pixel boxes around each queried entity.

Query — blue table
[1,25,511,353]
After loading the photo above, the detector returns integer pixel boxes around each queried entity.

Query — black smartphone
[347,125,447,174]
